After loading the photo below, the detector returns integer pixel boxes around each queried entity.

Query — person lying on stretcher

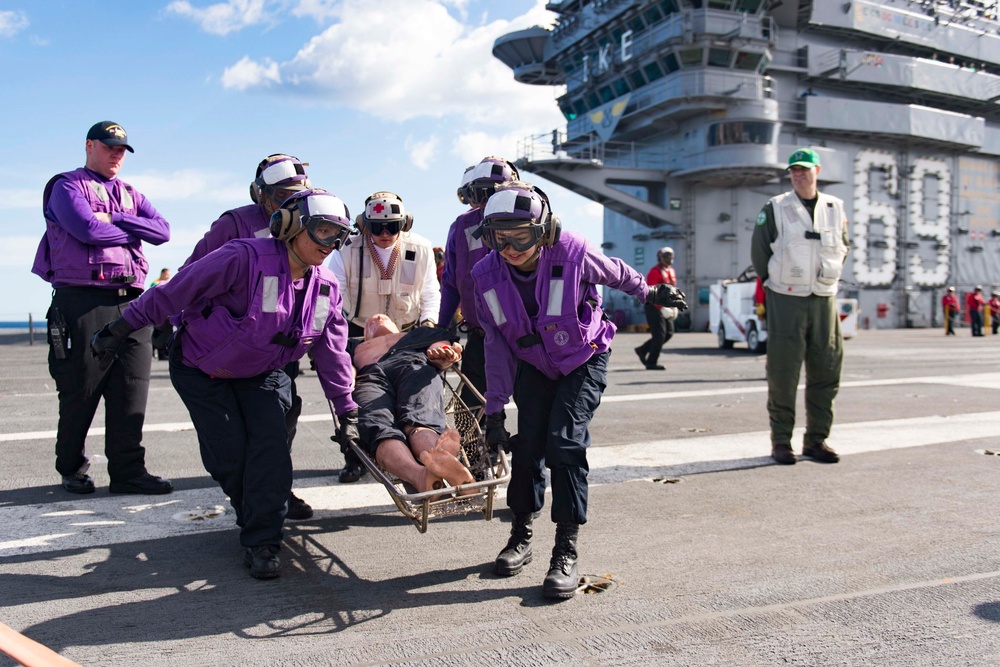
[348,314,476,495]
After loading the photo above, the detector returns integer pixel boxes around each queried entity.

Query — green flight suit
[750,197,848,448]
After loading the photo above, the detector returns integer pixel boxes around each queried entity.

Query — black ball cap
[86,121,134,153]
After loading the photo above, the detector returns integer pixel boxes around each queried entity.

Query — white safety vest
[339,230,435,329]
[765,191,848,297]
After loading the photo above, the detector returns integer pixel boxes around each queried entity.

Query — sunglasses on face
[368,220,401,236]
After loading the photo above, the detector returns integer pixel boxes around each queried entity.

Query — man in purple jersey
[32,120,173,496]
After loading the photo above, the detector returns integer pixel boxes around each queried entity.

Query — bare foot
[419,447,476,495]
[436,427,462,457]
[416,468,446,497]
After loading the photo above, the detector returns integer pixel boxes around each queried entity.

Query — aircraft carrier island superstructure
[493,0,1000,330]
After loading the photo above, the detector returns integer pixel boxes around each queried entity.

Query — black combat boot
[542,522,580,599]
[495,512,534,576]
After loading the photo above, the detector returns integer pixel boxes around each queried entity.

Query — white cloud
[405,135,439,171]
[290,0,340,22]
[166,0,269,35]
[222,56,281,90]
[0,10,28,38]
[0,188,39,210]
[229,0,563,130]
[125,169,247,204]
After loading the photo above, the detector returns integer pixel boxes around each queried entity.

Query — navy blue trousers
[509,351,609,525]
[169,344,292,548]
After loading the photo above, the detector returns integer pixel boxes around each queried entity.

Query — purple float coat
[121,238,357,416]
[472,230,649,414]
[438,207,488,328]
[181,203,270,269]
[32,167,170,288]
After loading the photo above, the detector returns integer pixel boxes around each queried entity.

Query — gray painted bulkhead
[495,0,1000,331]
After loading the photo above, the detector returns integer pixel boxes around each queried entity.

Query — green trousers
[764,289,844,447]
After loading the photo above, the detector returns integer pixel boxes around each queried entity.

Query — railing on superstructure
[516,132,668,171]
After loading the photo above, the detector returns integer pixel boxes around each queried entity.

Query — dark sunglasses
[369,220,401,236]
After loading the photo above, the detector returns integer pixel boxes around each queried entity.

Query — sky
[0,0,604,322]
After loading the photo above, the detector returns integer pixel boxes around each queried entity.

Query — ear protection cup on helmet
[359,191,413,233]
[268,188,320,241]
[269,207,299,241]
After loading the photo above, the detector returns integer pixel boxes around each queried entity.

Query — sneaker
[287,491,313,521]
[644,363,665,370]
[771,443,796,465]
[634,346,648,366]
[109,472,174,495]
[61,472,95,494]
[244,545,281,579]
[802,441,840,463]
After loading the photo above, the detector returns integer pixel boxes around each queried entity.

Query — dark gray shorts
[353,354,447,458]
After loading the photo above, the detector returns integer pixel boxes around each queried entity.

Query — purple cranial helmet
[480,181,559,251]
[269,188,352,249]
[457,164,476,205]
[467,156,520,207]
[251,154,310,206]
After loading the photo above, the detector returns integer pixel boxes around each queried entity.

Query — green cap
[787,148,820,169]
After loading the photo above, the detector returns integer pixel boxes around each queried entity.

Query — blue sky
[0,0,603,321]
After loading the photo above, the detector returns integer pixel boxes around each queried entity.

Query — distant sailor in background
[635,246,679,371]
[32,120,173,497]
[942,286,960,336]
[179,154,316,521]
[966,285,986,337]
[989,290,1000,335]
[91,188,359,579]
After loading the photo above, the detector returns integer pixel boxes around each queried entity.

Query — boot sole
[495,554,531,577]
[244,557,281,579]
[543,584,578,599]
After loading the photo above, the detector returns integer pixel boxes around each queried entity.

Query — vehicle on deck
[709,267,767,353]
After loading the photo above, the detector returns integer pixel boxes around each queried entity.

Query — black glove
[335,409,361,455]
[648,283,689,311]
[90,317,136,371]
[151,318,173,352]
[483,411,510,453]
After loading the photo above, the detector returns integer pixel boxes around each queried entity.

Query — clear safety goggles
[482,223,543,252]
[304,217,350,249]
[301,194,351,248]
[260,159,306,186]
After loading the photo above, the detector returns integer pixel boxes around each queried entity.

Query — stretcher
[345,368,511,533]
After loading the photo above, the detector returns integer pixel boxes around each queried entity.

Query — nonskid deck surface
[1,329,999,666]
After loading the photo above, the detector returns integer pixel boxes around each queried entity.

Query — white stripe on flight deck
[2,409,998,557]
